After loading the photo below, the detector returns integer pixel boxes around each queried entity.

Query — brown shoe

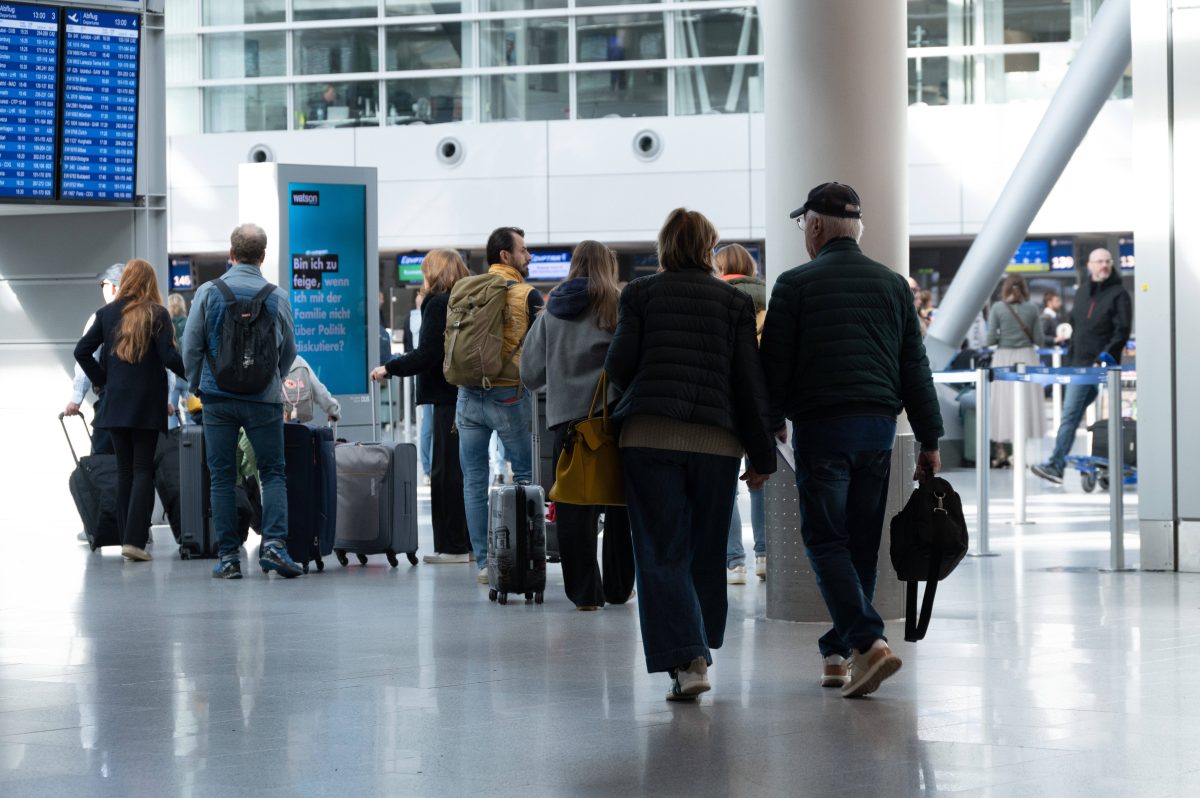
[821,655,850,688]
[121,545,152,562]
[841,641,902,698]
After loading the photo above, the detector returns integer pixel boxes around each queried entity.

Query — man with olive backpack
[444,226,543,584]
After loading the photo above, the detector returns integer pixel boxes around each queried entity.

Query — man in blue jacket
[183,223,302,579]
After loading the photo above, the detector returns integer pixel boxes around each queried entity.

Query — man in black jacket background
[1032,249,1132,484]
[759,182,943,699]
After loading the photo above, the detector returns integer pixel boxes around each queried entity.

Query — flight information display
[0,4,59,200]
[60,8,139,202]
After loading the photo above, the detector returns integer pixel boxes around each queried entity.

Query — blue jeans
[623,447,740,673]
[727,459,766,567]
[456,385,533,568]
[793,416,895,658]
[203,397,287,560]
[1047,383,1100,470]
[418,404,433,477]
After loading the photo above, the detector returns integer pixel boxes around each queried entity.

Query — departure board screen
[60,9,139,202]
[0,4,59,200]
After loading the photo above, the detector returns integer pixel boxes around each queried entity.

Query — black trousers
[552,423,635,607]
[431,403,470,554]
[109,427,159,549]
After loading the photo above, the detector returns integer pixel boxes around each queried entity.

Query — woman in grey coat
[521,241,635,610]
[988,274,1045,466]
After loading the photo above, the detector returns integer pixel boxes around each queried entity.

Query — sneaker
[423,552,471,564]
[1031,463,1064,485]
[259,543,303,578]
[821,654,850,688]
[727,565,747,585]
[576,605,601,612]
[666,657,711,701]
[478,567,490,584]
[755,555,767,580]
[212,559,243,579]
[841,640,902,698]
[121,544,152,562]
[77,531,88,542]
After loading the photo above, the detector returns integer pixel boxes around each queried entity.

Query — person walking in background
[183,223,302,580]
[371,249,471,565]
[987,275,1045,468]
[65,263,125,459]
[605,208,776,701]
[74,260,186,562]
[411,290,434,485]
[715,243,768,584]
[521,240,635,611]
[167,293,188,345]
[759,182,942,699]
[1040,288,1065,343]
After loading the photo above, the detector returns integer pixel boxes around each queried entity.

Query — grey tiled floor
[2,469,1197,797]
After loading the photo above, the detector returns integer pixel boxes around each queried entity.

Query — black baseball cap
[789,182,862,220]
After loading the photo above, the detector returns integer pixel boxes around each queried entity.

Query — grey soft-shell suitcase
[487,482,547,604]
[333,441,419,568]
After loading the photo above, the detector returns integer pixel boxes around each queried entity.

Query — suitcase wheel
[336,550,348,567]
[180,549,191,561]
[406,552,419,566]
[534,592,544,605]
[357,553,369,566]
[498,593,508,605]
[386,550,399,568]
[302,561,309,575]
[90,540,99,552]
[316,558,325,573]
[488,589,497,602]
[524,592,533,603]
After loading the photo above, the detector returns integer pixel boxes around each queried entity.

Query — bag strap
[1003,302,1036,347]
[213,278,236,304]
[586,371,608,424]
[903,546,943,642]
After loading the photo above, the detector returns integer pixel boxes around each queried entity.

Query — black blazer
[74,300,186,432]
[383,291,458,406]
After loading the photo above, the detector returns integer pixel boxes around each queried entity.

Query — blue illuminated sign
[168,258,192,291]
[59,9,140,202]
[398,252,425,283]
[529,249,571,281]
[1049,238,1074,271]
[0,3,58,200]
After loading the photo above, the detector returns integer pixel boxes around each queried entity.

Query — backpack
[206,279,280,395]
[889,476,969,642]
[443,273,530,388]
[282,363,315,422]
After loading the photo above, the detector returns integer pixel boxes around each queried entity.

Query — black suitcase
[179,424,251,560]
[61,413,121,551]
[282,423,337,573]
[487,482,547,605]
[1089,418,1137,467]
[154,428,183,543]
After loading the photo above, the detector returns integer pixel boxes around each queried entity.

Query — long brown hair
[1001,274,1030,304]
[566,240,620,333]
[422,249,469,295]
[113,259,164,364]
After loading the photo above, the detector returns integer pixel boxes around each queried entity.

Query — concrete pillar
[760,0,908,293]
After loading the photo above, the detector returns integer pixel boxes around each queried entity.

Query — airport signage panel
[0,3,59,200]
[398,252,424,283]
[529,249,570,282]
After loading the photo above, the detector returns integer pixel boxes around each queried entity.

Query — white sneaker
[841,640,902,698]
[77,531,88,543]
[755,555,766,580]
[424,552,470,564]
[477,567,490,584]
[667,657,711,701]
[727,565,747,585]
[121,545,152,562]
[821,654,850,688]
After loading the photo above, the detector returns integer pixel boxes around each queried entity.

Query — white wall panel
[356,122,548,183]
[169,185,238,253]
[548,115,750,175]
[378,178,549,250]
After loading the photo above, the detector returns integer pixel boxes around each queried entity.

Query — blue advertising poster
[288,182,368,396]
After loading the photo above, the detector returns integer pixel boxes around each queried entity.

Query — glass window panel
[481,72,568,121]
[481,17,568,67]
[577,0,658,6]
[295,29,380,74]
[673,64,761,115]
[908,54,974,104]
[202,0,284,25]
[577,68,666,118]
[387,0,472,13]
[167,35,199,83]
[386,77,470,124]
[296,82,381,128]
[577,13,665,63]
[294,0,377,22]
[205,85,288,133]
[386,23,472,70]
[673,8,758,58]
[167,88,200,135]
[907,0,952,48]
[480,0,566,10]
[1000,0,1071,44]
[165,0,198,30]
[204,32,286,79]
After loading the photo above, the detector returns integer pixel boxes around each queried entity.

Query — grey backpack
[282,363,315,423]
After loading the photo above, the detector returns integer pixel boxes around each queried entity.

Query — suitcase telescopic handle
[58,411,92,467]
[369,376,380,443]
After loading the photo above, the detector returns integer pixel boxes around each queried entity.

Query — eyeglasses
[794,213,806,231]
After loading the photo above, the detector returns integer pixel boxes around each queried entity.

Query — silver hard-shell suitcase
[487,390,548,604]
[333,441,419,568]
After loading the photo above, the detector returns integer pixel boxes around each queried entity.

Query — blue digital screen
[1118,237,1135,270]
[529,249,571,281]
[59,9,139,202]
[1007,239,1049,272]
[1049,238,1074,271]
[0,4,59,200]
[169,258,193,291]
[397,252,425,283]
[289,182,369,396]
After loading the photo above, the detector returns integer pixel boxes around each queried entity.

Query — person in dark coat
[605,207,776,702]
[370,250,471,563]
[75,259,186,562]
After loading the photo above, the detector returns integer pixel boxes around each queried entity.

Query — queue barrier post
[1107,366,1127,572]
[973,366,997,556]
[1012,363,1030,526]
[1051,348,1063,432]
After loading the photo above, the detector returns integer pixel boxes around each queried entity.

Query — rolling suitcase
[179,424,251,560]
[282,422,337,573]
[333,441,419,568]
[61,413,121,551]
[154,427,183,543]
[487,390,547,605]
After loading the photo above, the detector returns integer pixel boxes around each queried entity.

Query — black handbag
[889,476,969,642]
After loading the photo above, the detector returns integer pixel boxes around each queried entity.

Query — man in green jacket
[759,182,943,699]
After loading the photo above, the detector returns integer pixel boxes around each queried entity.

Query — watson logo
[291,191,320,206]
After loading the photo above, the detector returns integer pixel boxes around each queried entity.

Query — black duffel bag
[890,476,969,642]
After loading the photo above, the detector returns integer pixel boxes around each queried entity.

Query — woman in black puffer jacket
[604,208,776,702]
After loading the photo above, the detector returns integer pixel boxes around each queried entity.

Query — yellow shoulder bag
[548,372,625,507]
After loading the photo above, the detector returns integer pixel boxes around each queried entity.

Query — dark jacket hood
[547,278,591,319]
